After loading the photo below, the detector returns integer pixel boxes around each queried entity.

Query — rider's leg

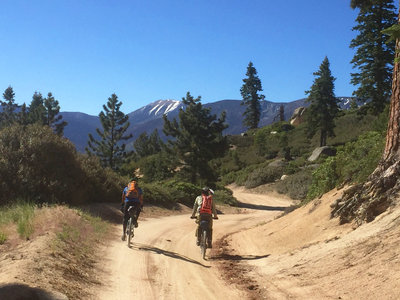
[208,217,213,248]
[122,203,128,240]
[134,202,141,227]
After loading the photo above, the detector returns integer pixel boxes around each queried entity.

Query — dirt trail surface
[96,186,400,300]
[2,185,399,299]
[94,187,293,300]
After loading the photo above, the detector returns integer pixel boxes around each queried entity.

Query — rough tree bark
[331,7,400,225]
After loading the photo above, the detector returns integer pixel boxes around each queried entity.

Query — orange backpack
[200,195,213,214]
[126,181,139,199]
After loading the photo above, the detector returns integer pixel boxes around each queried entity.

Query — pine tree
[134,132,151,158]
[163,92,228,184]
[28,92,46,124]
[306,57,339,147]
[0,86,18,127]
[240,62,264,130]
[43,92,67,136]
[17,103,29,126]
[350,0,397,114]
[273,105,285,122]
[332,2,400,224]
[86,93,133,170]
[134,129,163,158]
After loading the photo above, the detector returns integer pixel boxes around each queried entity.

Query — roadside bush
[139,153,175,182]
[306,131,385,201]
[164,180,199,207]
[276,169,313,200]
[78,155,124,203]
[213,188,238,206]
[140,182,177,208]
[244,166,285,189]
[0,124,124,205]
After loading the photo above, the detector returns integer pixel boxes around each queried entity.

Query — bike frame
[126,206,137,247]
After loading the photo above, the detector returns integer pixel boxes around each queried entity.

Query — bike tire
[127,218,133,247]
[201,229,207,259]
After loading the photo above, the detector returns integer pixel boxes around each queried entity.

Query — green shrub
[140,182,177,208]
[306,131,385,201]
[78,155,124,203]
[213,188,238,206]
[0,124,124,205]
[139,153,176,182]
[335,131,385,183]
[306,157,338,202]
[164,180,199,207]
[276,169,313,200]
[244,166,285,189]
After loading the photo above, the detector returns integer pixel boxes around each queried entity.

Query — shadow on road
[131,243,211,268]
[237,202,287,211]
[0,283,68,300]
[209,253,270,261]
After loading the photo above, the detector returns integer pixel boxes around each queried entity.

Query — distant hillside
[61,97,355,152]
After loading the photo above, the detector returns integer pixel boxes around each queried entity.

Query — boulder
[290,107,306,126]
[268,159,288,168]
[308,146,337,162]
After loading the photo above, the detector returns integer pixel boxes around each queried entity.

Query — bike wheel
[201,229,207,259]
[127,218,133,247]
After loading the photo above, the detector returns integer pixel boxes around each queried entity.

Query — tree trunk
[331,8,400,225]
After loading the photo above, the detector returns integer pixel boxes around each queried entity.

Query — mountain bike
[199,219,209,259]
[191,215,218,259]
[126,206,138,247]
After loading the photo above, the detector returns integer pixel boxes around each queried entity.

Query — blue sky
[1,1,364,115]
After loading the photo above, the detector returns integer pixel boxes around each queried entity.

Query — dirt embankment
[220,186,400,299]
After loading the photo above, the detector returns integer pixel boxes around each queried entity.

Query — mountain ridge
[61,97,354,151]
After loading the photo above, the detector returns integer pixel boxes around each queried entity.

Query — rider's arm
[212,199,218,218]
[191,196,200,217]
[121,188,126,205]
[139,192,143,206]
[191,203,198,217]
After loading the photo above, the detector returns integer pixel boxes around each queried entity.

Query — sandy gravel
[93,188,293,299]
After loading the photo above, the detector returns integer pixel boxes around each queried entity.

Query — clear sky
[1,0,364,115]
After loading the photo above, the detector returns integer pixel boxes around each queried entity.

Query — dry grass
[0,204,112,299]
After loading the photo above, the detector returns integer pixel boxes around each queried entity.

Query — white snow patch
[149,103,162,115]
[164,101,181,114]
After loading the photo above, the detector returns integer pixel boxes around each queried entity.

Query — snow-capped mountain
[128,99,183,123]
[61,97,355,152]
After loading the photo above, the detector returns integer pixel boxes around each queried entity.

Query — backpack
[126,181,139,199]
[200,195,213,214]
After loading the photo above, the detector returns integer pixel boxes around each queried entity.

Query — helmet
[202,187,210,194]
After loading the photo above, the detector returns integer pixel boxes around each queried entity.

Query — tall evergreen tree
[0,86,18,127]
[86,93,133,170]
[240,62,264,130]
[306,57,339,147]
[17,103,29,126]
[332,3,400,224]
[350,0,397,114]
[28,92,46,124]
[163,92,228,184]
[43,92,67,136]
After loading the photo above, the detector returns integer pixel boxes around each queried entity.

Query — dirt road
[94,188,293,299]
